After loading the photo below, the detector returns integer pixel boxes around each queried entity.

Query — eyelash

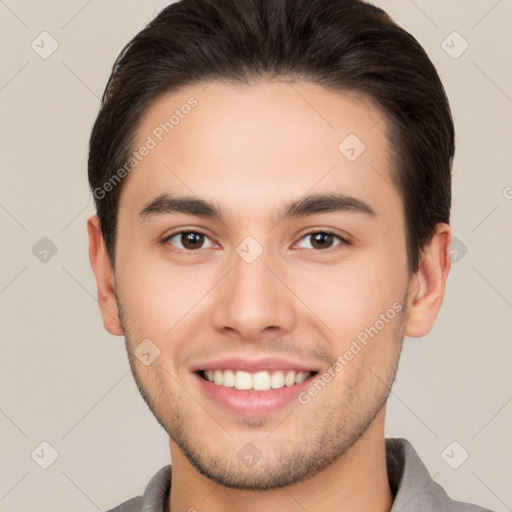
[162,229,350,254]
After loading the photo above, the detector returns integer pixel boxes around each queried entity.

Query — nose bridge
[232,248,272,300]
[211,241,295,337]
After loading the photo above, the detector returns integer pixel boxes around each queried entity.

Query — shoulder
[105,465,172,512]
[386,438,497,512]
[447,500,495,512]
[106,496,143,512]
[423,480,496,512]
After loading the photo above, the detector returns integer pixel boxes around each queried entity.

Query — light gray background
[0,1,511,510]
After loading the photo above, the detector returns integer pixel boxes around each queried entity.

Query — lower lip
[193,372,317,416]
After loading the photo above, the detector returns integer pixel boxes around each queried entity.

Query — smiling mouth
[197,369,318,391]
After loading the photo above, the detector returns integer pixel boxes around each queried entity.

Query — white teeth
[222,369,235,387]
[284,370,296,386]
[213,370,223,385]
[253,371,271,391]
[202,369,312,390]
[271,371,285,389]
[295,371,308,383]
[235,371,253,390]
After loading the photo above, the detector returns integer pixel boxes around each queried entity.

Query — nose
[211,247,297,340]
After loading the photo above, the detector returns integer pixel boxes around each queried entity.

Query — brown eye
[166,231,215,251]
[296,232,344,250]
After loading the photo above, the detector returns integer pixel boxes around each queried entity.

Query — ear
[87,215,124,336]
[404,223,452,338]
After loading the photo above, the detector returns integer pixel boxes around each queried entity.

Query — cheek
[291,252,407,343]
[115,248,217,342]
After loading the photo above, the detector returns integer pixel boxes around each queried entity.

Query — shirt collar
[386,437,451,511]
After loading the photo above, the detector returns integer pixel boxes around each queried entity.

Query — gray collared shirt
[108,438,495,512]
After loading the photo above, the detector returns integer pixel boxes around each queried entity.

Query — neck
[166,409,393,512]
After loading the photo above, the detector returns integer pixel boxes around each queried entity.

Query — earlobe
[87,215,124,336]
[404,223,452,338]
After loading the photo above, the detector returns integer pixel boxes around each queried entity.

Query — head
[88,0,453,491]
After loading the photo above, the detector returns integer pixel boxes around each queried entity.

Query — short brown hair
[88,0,454,273]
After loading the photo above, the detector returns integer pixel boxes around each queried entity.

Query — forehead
[121,79,399,222]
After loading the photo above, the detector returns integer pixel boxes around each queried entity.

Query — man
[87,0,495,511]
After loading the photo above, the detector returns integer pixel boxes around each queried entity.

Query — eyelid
[162,229,218,251]
[293,229,351,251]
[161,228,351,253]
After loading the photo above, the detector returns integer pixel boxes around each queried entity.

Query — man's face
[112,80,411,489]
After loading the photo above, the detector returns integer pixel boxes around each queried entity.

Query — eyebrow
[138,192,376,223]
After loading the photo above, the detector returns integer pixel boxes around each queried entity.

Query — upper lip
[190,357,320,373]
